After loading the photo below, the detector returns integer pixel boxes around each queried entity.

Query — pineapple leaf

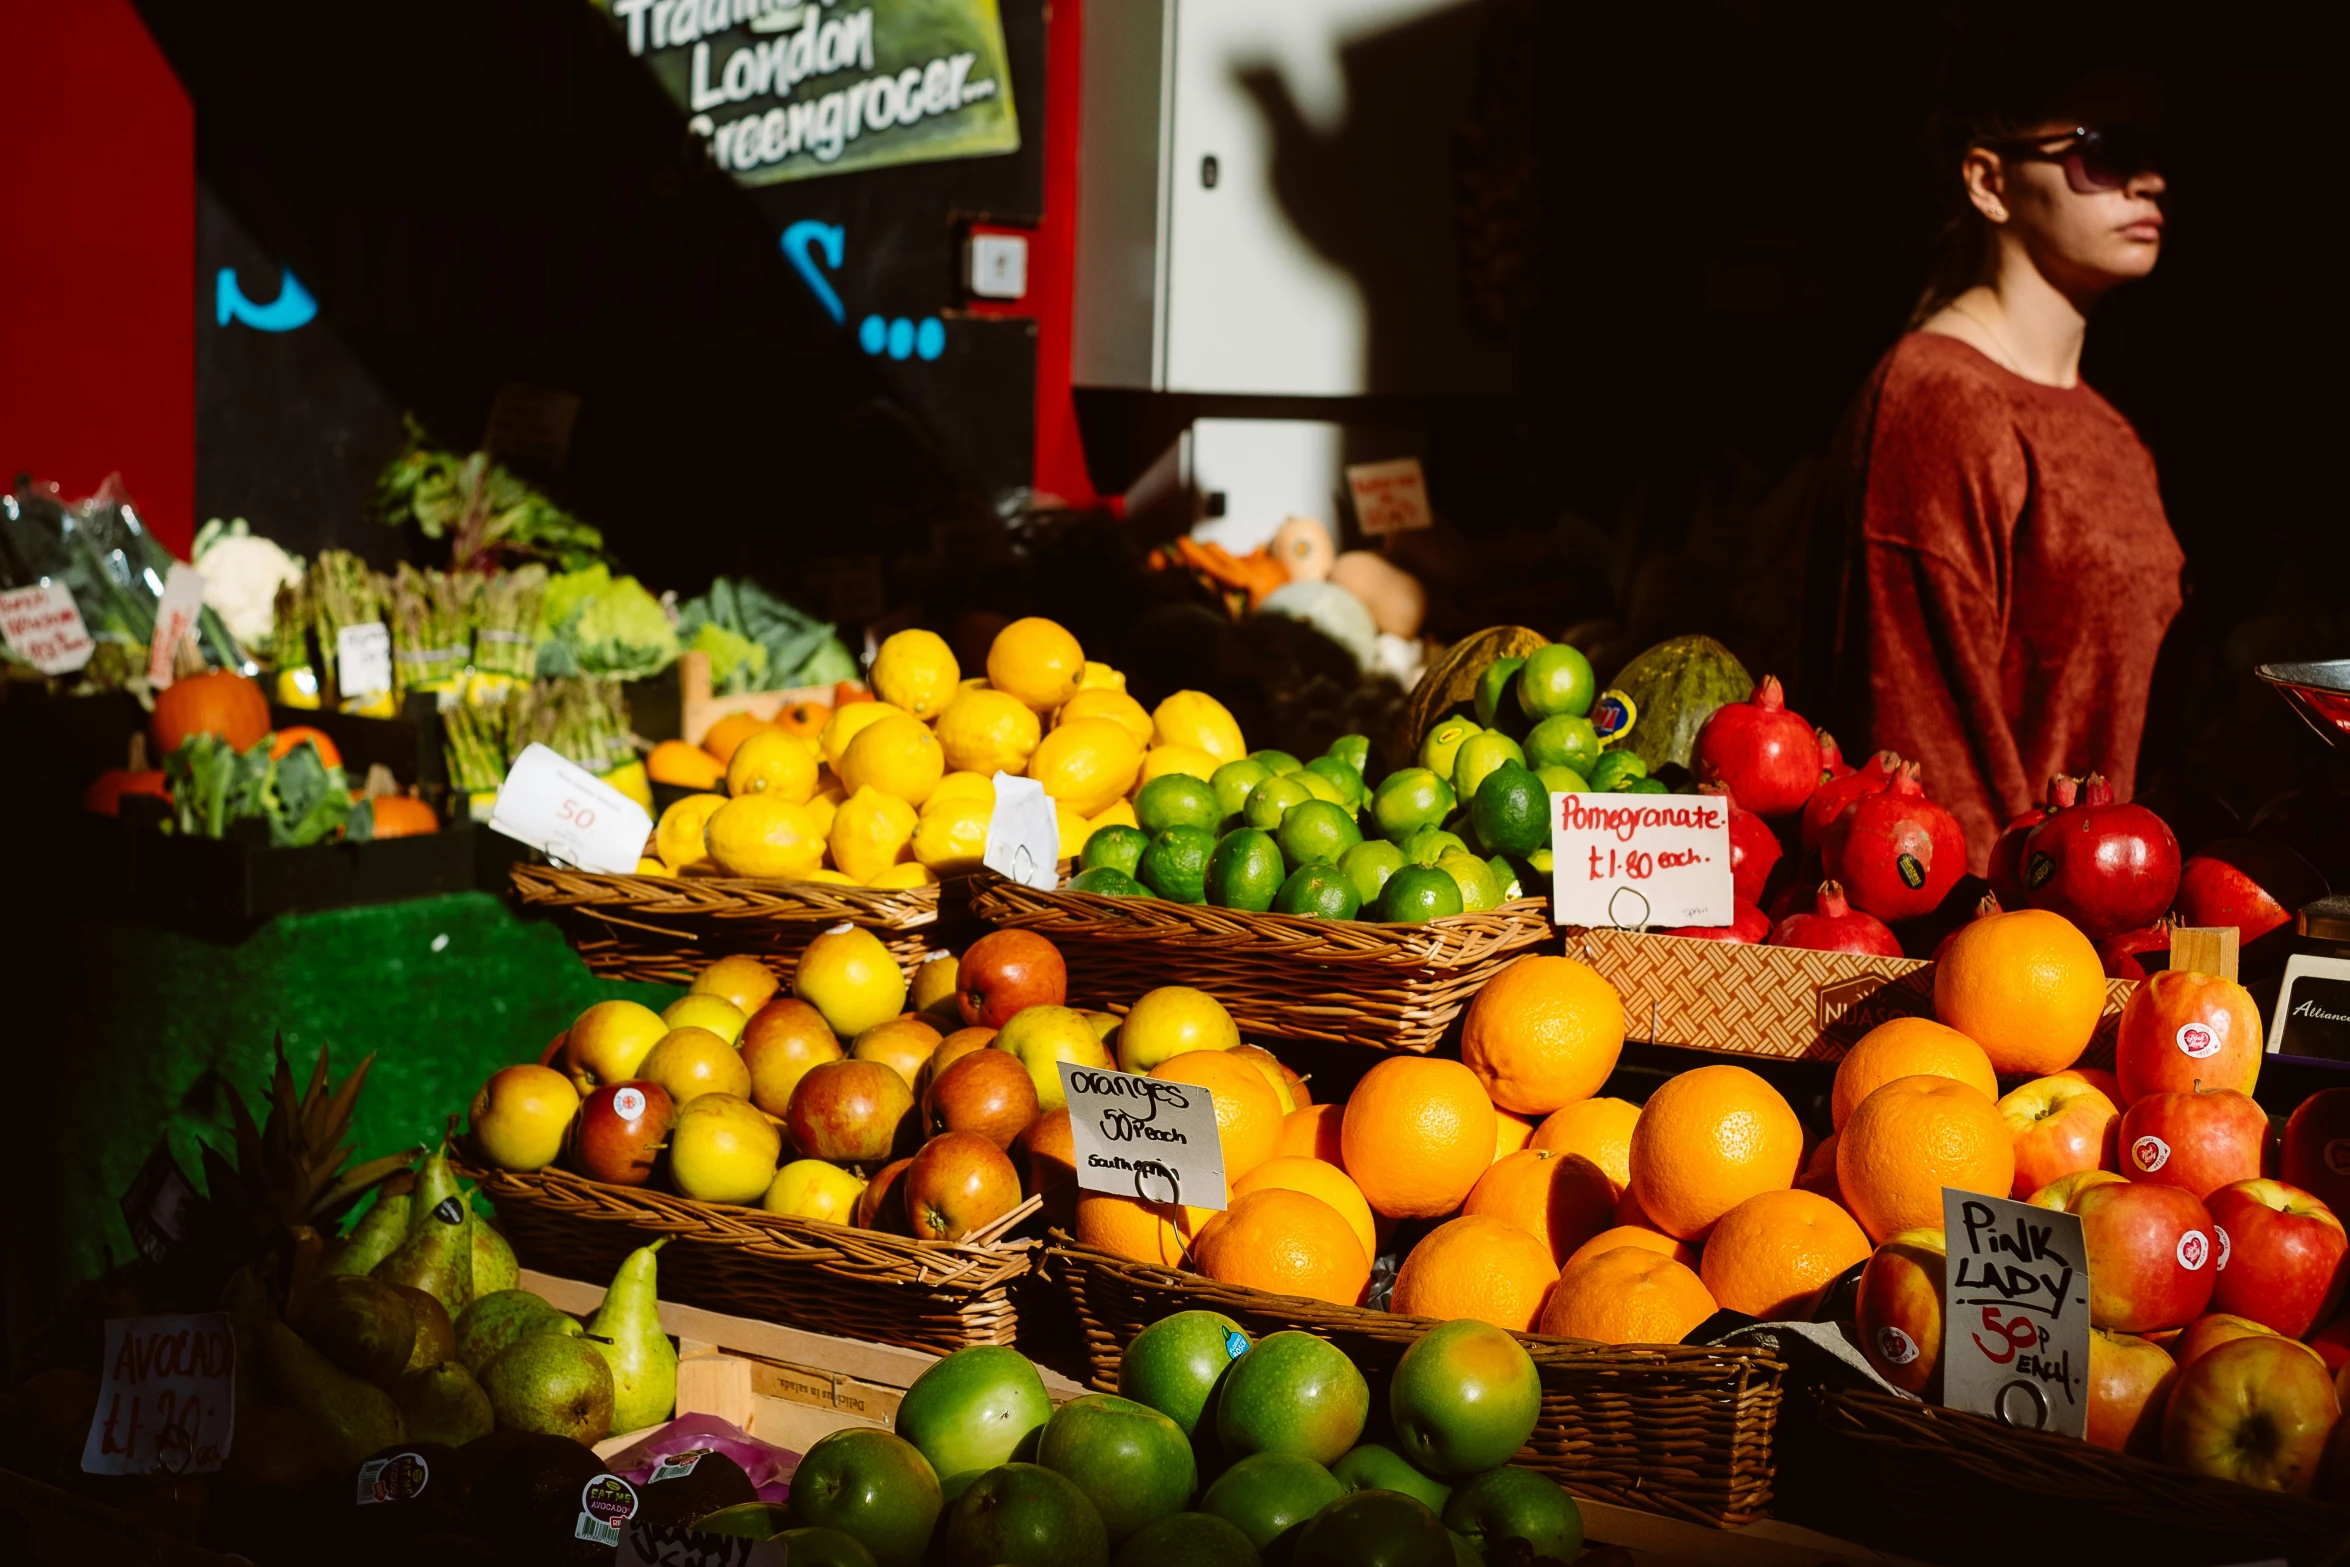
[316,1051,378,1155]
[307,1152,417,1224]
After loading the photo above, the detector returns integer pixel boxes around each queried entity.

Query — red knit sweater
[1824,333,2184,875]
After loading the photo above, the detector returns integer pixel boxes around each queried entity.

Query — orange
[1563,1224,1698,1273]
[1698,1189,1873,1319]
[1463,1150,1616,1267]
[1279,1103,1347,1165]
[1192,1188,1369,1307]
[1530,1097,1640,1192]
[1460,955,1626,1115]
[1233,1156,1378,1268]
[1150,1049,1282,1181]
[1541,1247,1718,1345]
[1341,1058,1498,1220]
[1837,1074,2015,1243]
[1614,1185,1653,1228]
[647,738,727,790]
[1493,1109,1535,1161]
[700,712,773,766]
[1831,1017,1999,1131]
[1075,1190,1212,1266]
[1389,1214,1560,1332]
[1933,908,2104,1075]
[1626,1065,1803,1242]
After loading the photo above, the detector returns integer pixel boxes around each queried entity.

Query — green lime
[1621,775,1671,794]
[1338,840,1406,906]
[1417,717,1480,779]
[1487,854,1523,901]
[1303,755,1365,809]
[1586,750,1648,792]
[1442,811,1486,857]
[1244,775,1312,831]
[1292,768,1348,807]
[1525,846,1553,876]
[1324,734,1370,774]
[1082,824,1151,878]
[1210,759,1272,820]
[1515,644,1596,719]
[1069,866,1147,897]
[1206,828,1287,912]
[1470,764,1548,857]
[1451,732,1525,806]
[1472,658,1525,727]
[1371,768,1453,840]
[1274,865,1360,919]
[1278,799,1363,867]
[1137,773,1225,837]
[1524,714,1601,776]
[1250,749,1305,776]
[1534,764,1588,797]
[1378,865,1465,923]
[1436,852,1500,913]
[1398,827,1467,868]
[1137,826,1217,904]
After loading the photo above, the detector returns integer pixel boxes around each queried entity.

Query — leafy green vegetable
[687,621,767,690]
[163,734,355,847]
[536,565,678,681]
[675,576,856,695]
[0,476,245,680]
[374,416,606,570]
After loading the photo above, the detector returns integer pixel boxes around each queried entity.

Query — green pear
[218,1266,272,1409]
[454,1290,581,1376]
[471,1217,519,1302]
[398,1361,495,1447]
[292,1275,416,1386]
[321,1188,411,1279]
[585,1239,677,1435]
[373,1147,472,1317]
[482,1334,614,1444]
[263,1320,403,1465]
[391,1285,457,1376]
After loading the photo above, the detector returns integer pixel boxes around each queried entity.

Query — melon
[1611,635,1754,772]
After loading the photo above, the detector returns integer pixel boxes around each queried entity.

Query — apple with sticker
[2117,1088,2270,1200]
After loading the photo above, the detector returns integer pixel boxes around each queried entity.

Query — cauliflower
[193,519,304,646]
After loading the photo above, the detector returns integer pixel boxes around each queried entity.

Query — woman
[1820,87,2183,874]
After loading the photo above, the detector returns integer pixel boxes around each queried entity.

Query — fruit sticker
[1591,689,1637,742]
[2175,1022,2220,1059]
[575,1474,640,1546]
[2131,1134,2171,1174]
[356,1451,430,1505]
[1875,1325,1920,1366]
[2177,1229,2210,1272]
[431,1195,466,1225]
[2213,1224,2232,1271]
[2328,1138,2350,1176]
[647,1449,709,1483]
[1895,853,1926,890]
[614,1087,648,1121]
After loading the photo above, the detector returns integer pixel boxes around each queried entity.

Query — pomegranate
[1692,674,1821,818]
[1771,881,1902,957]
[1824,762,1968,923]
[1931,891,2003,963]
[2175,837,2328,944]
[1989,776,2077,909]
[1663,899,1772,944]
[1801,748,1900,853]
[1817,730,1855,780]
[2097,917,2176,983]
[2018,775,2182,941]
[1702,784,1782,905]
[1766,880,1814,924]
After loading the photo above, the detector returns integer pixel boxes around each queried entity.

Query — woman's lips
[2120,218,2164,242]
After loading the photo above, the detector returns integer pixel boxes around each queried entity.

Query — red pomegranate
[1824,762,1968,923]
[1801,749,1900,853]
[1766,880,1814,924]
[1817,730,1854,780]
[2175,837,2328,944]
[2018,774,2182,941]
[1931,891,2004,963]
[2097,917,2177,983]
[1663,899,1771,944]
[1771,881,1902,957]
[1702,784,1782,905]
[1989,775,2077,909]
[1691,675,1821,818]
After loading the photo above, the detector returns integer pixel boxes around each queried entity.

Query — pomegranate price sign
[1938,1190,2090,1438]
[81,1313,236,1475]
[1548,792,1733,929]
[0,581,95,674]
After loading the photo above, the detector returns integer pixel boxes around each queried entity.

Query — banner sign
[602,0,1021,185]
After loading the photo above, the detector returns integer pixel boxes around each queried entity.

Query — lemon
[1077,661,1126,692]
[706,795,825,879]
[1151,690,1246,764]
[801,868,858,885]
[803,786,842,842]
[655,792,729,871]
[1090,798,1139,831]
[602,760,654,811]
[867,861,940,890]
[987,616,1086,711]
[1056,687,1153,745]
[870,628,961,719]
[1056,802,1093,861]
[1137,743,1221,788]
[927,771,997,812]
[726,728,818,804]
[934,687,1042,776]
[1026,715,1144,816]
[829,785,918,882]
[912,798,991,872]
[634,857,675,877]
[794,923,907,1037]
[820,700,914,766]
[836,714,945,806]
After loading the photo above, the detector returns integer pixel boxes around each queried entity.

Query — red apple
[955,930,1068,1028]
[2310,1312,2350,1374]
[2205,1178,2350,1337]
[2055,1065,2124,1104]
[1998,1076,2120,1198]
[855,1155,914,1232]
[1855,1229,1946,1397]
[2086,1328,2175,1456]
[2169,1312,2326,1373]
[2175,837,2326,945]
[784,1059,915,1164]
[902,1131,1023,1242]
[2163,1334,2341,1492]
[569,1080,675,1187]
[2031,1168,2125,1211]
[2114,969,2265,1103]
[2075,1180,2218,1332]
[920,1046,1041,1150]
[2118,1089,2270,1199]
[2284,1088,2350,1219]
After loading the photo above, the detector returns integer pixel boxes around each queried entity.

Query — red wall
[1030,0,1094,507]
[0,2,198,555]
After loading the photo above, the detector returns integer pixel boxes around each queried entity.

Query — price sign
[1345,457,1433,535]
[984,771,1060,889]
[1939,1190,2092,1438]
[0,582,95,674]
[146,564,207,688]
[337,621,394,698]
[1548,792,1733,928]
[1060,1062,1228,1211]
[81,1313,235,1475]
[617,1522,786,1567]
[489,743,655,874]
[2271,954,2350,1062]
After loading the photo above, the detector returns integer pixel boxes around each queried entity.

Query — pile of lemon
[644,617,1248,886]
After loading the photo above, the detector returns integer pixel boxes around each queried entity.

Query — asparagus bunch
[439,702,509,793]
[471,564,545,684]
[388,564,476,694]
[310,551,386,710]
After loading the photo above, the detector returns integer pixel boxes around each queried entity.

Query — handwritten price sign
[1059,1062,1228,1211]
[0,582,95,674]
[81,1313,235,1475]
[488,743,655,874]
[1939,1190,2091,1437]
[1548,792,1733,928]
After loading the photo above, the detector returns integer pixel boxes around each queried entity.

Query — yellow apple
[562,999,669,1093]
[1855,1227,1946,1398]
[662,993,748,1045]
[994,1004,1114,1112]
[638,1026,753,1109]
[764,1159,868,1224]
[469,1064,580,1172]
[669,1093,782,1204]
[690,953,779,1014]
[1114,986,1239,1074]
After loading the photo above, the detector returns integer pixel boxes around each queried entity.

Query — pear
[471,1216,519,1302]
[391,1285,457,1376]
[321,1188,412,1279]
[481,1334,614,1444]
[294,1276,417,1386]
[373,1146,473,1318]
[218,1267,273,1409]
[218,1401,340,1492]
[584,1239,678,1435]
[455,1290,582,1376]
[264,1320,403,1465]
[398,1361,495,1447]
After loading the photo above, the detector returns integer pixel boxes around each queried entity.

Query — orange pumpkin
[773,700,833,739]
[83,769,170,815]
[152,671,270,756]
[269,725,343,768]
[368,795,440,837]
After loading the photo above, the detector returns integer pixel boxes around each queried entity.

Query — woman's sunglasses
[1977,126,2158,195]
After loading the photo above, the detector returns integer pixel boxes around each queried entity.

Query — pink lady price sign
[1548,792,1733,929]
[81,1313,236,1475]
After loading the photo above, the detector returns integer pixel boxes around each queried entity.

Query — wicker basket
[971,875,1554,1054]
[465,1159,1040,1357]
[1813,1387,2350,1565]
[1053,1242,1784,1529]
[509,863,947,984]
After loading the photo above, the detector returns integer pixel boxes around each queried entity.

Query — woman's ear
[1961,147,2011,224]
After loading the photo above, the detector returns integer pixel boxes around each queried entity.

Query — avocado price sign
[81,1313,236,1476]
[601,0,1020,185]
[1548,792,1733,929]
[1938,1190,2092,1438]
[1059,1062,1228,1212]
